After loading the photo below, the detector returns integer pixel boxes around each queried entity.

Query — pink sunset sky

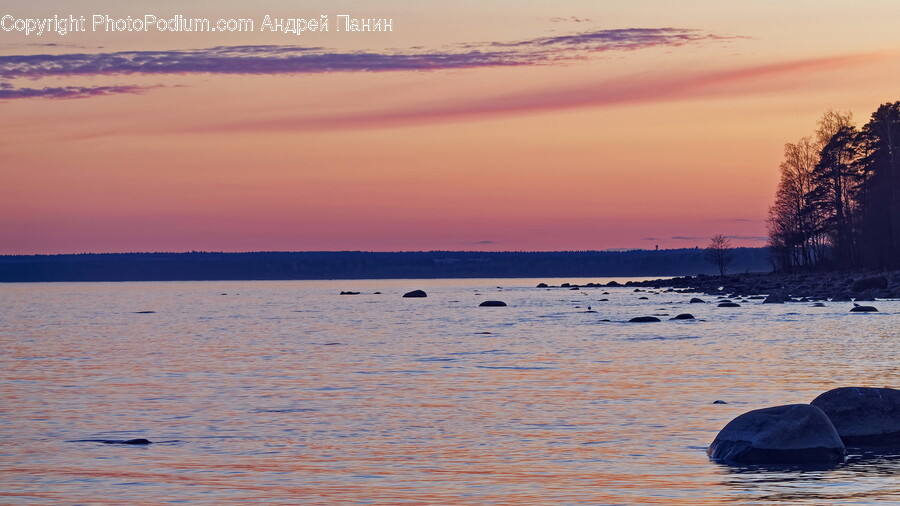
[2,0,899,254]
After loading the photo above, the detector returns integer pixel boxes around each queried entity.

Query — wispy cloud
[200,53,882,132]
[0,84,150,99]
[0,27,733,100]
[725,235,768,242]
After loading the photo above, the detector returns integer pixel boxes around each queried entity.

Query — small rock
[713,400,728,404]
[402,290,427,298]
[479,300,507,307]
[671,313,695,320]
[718,302,741,308]
[850,305,878,313]
[689,298,705,303]
[339,291,360,295]
[536,283,549,288]
[628,316,661,323]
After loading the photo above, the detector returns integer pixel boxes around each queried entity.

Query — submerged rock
[713,400,728,404]
[689,298,705,303]
[628,316,660,323]
[339,291,360,295]
[810,387,900,447]
[671,313,695,320]
[718,302,741,308]
[850,305,878,312]
[708,404,845,465]
[402,290,428,298]
[74,438,152,445]
[479,300,507,307]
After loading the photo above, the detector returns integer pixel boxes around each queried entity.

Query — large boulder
[810,387,900,447]
[402,290,427,298]
[707,404,845,465]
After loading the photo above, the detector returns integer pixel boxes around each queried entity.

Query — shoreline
[632,270,900,301]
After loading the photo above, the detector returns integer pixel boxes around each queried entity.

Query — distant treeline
[768,101,900,271]
[0,248,771,282]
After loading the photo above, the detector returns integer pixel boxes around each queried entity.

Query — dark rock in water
[373,292,382,295]
[850,305,878,312]
[689,298,705,303]
[561,283,571,288]
[629,316,661,323]
[599,319,611,322]
[402,290,427,298]
[479,300,507,307]
[812,302,826,307]
[606,281,622,287]
[638,296,648,300]
[707,404,845,465]
[74,438,153,445]
[570,287,580,290]
[598,298,609,302]
[811,387,900,447]
[671,313,695,320]
[748,295,765,300]
[852,276,888,292]
[339,291,360,295]
[134,311,156,314]
[718,302,741,308]
[713,400,728,404]
[536,283,549,288]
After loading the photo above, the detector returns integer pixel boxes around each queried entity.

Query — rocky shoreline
[632,270,900,301]
[538,270,900,300]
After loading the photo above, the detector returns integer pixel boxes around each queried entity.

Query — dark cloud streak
[0,84,149,99]
[0,27,734,100]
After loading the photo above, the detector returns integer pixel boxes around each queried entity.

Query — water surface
[1,279,898,504]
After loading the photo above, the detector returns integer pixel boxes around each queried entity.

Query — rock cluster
[708,387,900,466]
[629,270,900,301]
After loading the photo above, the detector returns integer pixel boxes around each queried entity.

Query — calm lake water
[1,279,898,505]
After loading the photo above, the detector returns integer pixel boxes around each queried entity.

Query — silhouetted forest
[0,248,771,282]
[768,101,900,271]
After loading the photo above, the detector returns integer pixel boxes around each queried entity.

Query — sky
[2,0,899,254]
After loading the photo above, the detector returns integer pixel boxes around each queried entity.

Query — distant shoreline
[0,249,771,283]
